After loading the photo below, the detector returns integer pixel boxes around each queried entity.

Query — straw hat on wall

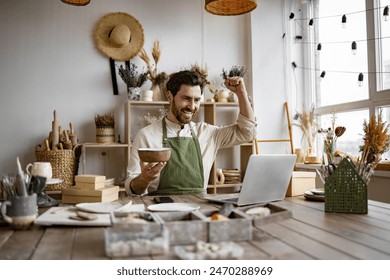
[94,12,144,61]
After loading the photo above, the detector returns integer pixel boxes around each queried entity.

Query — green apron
[152,118,205,195]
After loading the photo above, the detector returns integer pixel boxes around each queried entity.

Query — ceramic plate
[76,202,124,213]
[310,188,325,195]
[304,191,325,202]
[147,203,200,212]
[46,178,63,185]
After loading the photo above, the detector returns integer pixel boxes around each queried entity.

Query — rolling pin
[52,110,59,150]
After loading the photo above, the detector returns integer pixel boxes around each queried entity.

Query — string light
[289,13,295,19]
[341,14,347,28]
[320,71,326,79]
[384,6,389,21]
[351,41,357,55]
[358,73,364,87]
[309,18,314,26]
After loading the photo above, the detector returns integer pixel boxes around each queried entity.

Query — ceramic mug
[26,162,52,179]
[1,193,38,229]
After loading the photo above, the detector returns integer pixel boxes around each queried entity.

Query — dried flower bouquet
[356,110,390,182]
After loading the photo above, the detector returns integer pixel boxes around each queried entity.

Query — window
[309,0,390,160]
[378,0,390,91]
[315,0,368,106]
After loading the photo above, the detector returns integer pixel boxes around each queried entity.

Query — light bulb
[316,43,322,55]
[309,18,314,26]
[342,14,347,28]
[320,71,326,79]
[384,6,389,21]
[351,41,357,55]
[358,73,364,87]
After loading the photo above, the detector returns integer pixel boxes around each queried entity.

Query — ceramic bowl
[138,148,171,162]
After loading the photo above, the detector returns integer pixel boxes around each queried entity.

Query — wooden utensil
[51,110,59,150]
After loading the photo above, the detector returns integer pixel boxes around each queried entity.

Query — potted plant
[117,62,148,100]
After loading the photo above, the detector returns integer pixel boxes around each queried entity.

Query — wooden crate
[237,203,293,227]
[206,209,252,242]
[156,211,208,245]
[105,212,168,257]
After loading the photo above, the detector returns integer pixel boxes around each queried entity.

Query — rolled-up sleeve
[213,113,257,149]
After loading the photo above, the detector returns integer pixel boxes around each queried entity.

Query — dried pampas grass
[357,109,390,180]
[139,40,162,82]
[293,105,319,150]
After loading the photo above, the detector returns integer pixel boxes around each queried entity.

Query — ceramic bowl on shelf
[138,148,171,163]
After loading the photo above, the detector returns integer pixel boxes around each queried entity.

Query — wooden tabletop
[1,194,390,260]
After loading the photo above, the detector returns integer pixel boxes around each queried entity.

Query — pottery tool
[62,130,72,149]
[51,110,59,150]
[15,157,27,197]
[69,122,78,146]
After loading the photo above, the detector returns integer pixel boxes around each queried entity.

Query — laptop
[204,154,297,206]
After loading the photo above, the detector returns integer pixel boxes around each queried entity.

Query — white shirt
[125,114,257,195]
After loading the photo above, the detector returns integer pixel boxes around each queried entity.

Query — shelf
[81,142,129,175]
[127,100,239,106]
[82,142,128,148]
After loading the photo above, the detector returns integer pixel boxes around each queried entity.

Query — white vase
[128,87,141,100]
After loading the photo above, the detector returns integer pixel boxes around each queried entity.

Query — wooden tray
[237,203,292,227]
[156,211,208,245]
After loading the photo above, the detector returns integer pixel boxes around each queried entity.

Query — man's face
[169,84,202,125]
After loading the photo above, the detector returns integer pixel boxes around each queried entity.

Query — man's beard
[171,99,197,125]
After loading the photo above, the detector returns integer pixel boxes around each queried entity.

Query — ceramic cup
[1,193,38,229]
[26,162,52,179]
[140,90,153,102]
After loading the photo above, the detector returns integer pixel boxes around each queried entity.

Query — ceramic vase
[128,87,141,100]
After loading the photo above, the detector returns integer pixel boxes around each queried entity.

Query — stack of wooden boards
[62,175,119,204]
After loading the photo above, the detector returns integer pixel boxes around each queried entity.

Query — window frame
[308,0,390,117]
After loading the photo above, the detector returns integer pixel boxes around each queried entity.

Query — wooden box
[156,211,208,245]
[206,209,252,242]
[105,212,168,257]
[286,171,316,197]
[237,203,293,227]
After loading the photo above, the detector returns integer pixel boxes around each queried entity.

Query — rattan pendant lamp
[61,0,90,6]
[205,0,257,16]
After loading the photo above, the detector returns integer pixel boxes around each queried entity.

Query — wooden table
[1,194,390,260]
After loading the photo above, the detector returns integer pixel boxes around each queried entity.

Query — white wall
[0,0,290,181]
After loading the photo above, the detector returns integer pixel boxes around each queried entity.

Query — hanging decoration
[205,0,257,16]
[288,4,390,86]
[61,0,90,6]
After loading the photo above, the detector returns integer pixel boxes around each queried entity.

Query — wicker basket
[35,145,81,191]
[96,126,115,143]
[324,158,368,214]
